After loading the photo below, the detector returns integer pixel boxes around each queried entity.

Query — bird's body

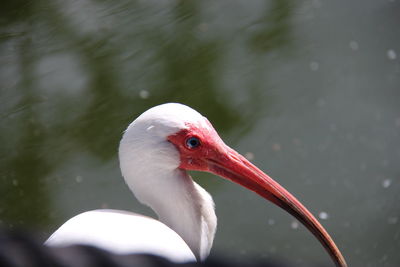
[45,210,196,262]
[46,103,347,267]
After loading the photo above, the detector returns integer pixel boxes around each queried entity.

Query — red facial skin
[168,122,347,267]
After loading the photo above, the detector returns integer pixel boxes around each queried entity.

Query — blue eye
[186,137,201,149]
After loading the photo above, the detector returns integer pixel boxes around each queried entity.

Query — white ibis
[45,103,347,266]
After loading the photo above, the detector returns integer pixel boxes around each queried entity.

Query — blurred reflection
[2,0,399,266]
[0,37,52,228]
[248,0,293,53]
[0,0,292,230]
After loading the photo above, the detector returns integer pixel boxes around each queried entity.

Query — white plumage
[46,103,216,262]
[46,210,196,262]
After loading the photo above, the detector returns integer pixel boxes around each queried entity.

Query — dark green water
[1,1,399,266]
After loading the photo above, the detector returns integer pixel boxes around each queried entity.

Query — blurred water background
[1,0,399,266]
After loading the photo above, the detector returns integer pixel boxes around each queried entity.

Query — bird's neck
[119,130,216,261]
[123,165,216,261]
[156,170,216,261]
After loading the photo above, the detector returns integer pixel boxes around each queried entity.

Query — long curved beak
[206,146,347,267]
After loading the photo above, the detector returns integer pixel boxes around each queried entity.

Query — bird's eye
[185,137,201,149]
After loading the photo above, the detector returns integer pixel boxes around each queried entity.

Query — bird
[45,103,347,267]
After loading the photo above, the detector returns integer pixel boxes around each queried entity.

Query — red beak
[205,146,347,267]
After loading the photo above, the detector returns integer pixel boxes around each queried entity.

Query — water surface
[1,1,399,266]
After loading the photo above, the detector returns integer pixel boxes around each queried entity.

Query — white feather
[46,103,217,262]
[45,210,196,262]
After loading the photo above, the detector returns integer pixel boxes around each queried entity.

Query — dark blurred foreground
[0,229,331,267]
